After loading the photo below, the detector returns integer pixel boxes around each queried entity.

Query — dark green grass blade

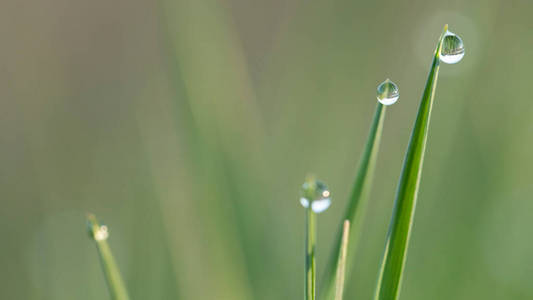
[373,25,448,300]
[321,102,387,299]
[334,220,350,300]
[87,214,130,300]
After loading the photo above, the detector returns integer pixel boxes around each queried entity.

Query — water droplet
[300,179,331,213]
[94,225,109,241]
[376,79,399,105]
[440,31,465,64]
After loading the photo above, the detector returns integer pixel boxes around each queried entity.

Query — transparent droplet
[94,225,109,241]
[440,31,465,64]
[376,79,399,105]
[300,179,331,213]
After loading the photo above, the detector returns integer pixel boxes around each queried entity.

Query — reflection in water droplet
[440,31,465,64]
[376,79,399,105]
[300,179,331,213]
[311,198,331,213]
[94,225,109,241]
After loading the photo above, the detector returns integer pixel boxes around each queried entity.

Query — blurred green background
[1,0,532,299]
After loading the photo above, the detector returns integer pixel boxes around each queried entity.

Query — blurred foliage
[0,0,532,299]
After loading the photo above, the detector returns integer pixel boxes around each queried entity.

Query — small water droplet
[376,79,399,105]
[440,31,465,64]
[300,179,331,213]
[94,225,109,241]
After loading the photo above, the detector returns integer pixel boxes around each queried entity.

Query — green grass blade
[87,214,131,300]
[373,25,448,300]
[321,101,387,299]
[305,208,317,300]
[305,207,317,300]
[334,220,350,300]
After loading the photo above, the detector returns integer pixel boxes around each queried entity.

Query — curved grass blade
[334,220,350,300]
[87,214,130,300]
[321,102,387,299]
[373,25,449,300]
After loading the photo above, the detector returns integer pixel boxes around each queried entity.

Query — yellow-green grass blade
[334,220,350,300]
[373,25,448,300]
[305,207,317,300]
[87,214,130,300]
[321,102,387,299]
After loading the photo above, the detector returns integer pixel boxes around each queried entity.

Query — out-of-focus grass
[334,220,350,300]
[1,0,533,299]
[87,214,130,300]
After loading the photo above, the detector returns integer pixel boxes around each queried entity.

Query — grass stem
[305,207,317,300]
[373,25,449,300]
[322,102,387,299]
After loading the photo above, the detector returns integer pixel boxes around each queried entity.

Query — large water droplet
[440,31,465,64]
[376,79,399,105]
[300,179,331,213]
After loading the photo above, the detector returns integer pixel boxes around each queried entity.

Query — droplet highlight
[94,225,109,241]
[376,79,399,105]
[440,31,465,64]
[300,179,331,213]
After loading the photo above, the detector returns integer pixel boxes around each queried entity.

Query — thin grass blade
[305,208,317,300]
[373,25,449,300]
[87,214,130,300]
[334,220,350,300]
[321,102,387,299]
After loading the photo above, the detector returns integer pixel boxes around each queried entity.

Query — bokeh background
[1,0,532,299]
